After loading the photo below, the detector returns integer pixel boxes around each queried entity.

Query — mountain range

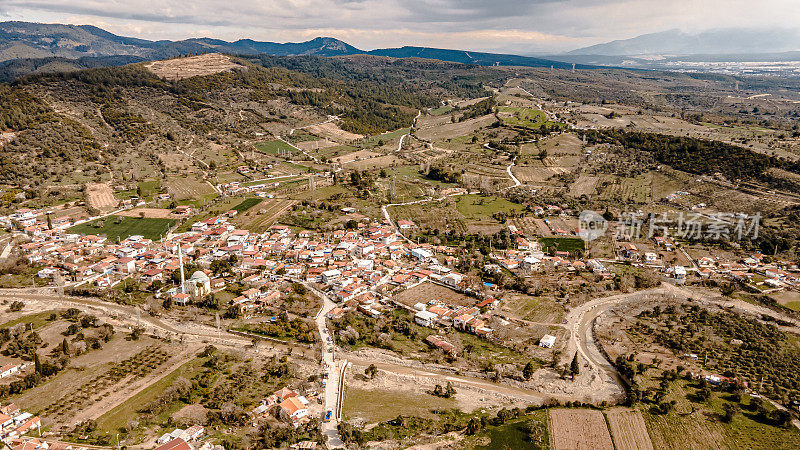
[566,28,800,56]
[0,21,589,81]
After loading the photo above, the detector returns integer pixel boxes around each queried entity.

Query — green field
[498,106,547,128]
[69,216,175,242]
[343,385,457,422]
[455,194,525,220]
[538,237,585,255]
[254,139,296,155]
[0,310,60,331]
[430,105,455,116]
[469,410,549,450]
[232,197,261,213]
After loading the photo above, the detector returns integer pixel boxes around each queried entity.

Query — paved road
[309,284,345,448]
[506,156,520,188]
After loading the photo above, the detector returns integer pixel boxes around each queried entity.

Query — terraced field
[236,198,297,232]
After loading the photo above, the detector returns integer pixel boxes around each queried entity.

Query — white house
[539,335,557,348]
[321,269,342,284]
[441,273,463,287]
[411,248,433,262]
[414,310,438,327]
[0,364,19,378]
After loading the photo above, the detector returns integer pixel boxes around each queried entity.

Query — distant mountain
[366,46,585,70]
[568,28,800,56]
[0,21,360,62]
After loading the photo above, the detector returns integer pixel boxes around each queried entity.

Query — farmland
[254,139,297,156]
[69,215,176,241]
[231,197,262,213]
[238,198,297,232]
[549,409,614,450]
[605,408,654,450]
[165,177,217,207]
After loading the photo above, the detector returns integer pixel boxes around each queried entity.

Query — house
[698,256,715,268]
[643,252,659,264]
[411,248,433,262]
[397,220,415,230]
[278,396,309,422]
[326,308,345,320]
[414,310,438,328]
[539,334,557,348]
[441,273,463,287]
[116,257,136,273]
[0,364,19,378]
[424,335,456,356]
[172,293,190,306]
[321,269,342,284]
[155,438,192,450]
[181,425,205,441]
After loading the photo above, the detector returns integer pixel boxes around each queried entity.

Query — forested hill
[585,129,800,186]
[0,54,498,190]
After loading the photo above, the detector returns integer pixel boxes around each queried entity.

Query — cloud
[2,0,799,53]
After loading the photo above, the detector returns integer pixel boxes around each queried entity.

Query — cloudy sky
[1,0,798,53]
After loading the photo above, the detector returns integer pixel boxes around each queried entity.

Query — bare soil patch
[85,183,118,211]
[145,53,244,81]
[117,208,176,219]
[549,408,614,450]
[394,282,475,308]
[305,122,363,142]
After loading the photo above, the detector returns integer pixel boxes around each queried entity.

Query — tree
[60,338,70,355]
[465,417,481,435]
[364,364,378,380]
[523,361,535,380]
[722,403,739,423]
[445,381,456,398]
[570,352,580,380]
[33,352,41,374]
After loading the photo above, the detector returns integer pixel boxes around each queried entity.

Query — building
[278,396,309,422]
[539,334,557,348]
[0,364,19,378]
[411,248,433,262]
[155,438,192,450]
[186,270,211,299]
[414,310,438,327]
